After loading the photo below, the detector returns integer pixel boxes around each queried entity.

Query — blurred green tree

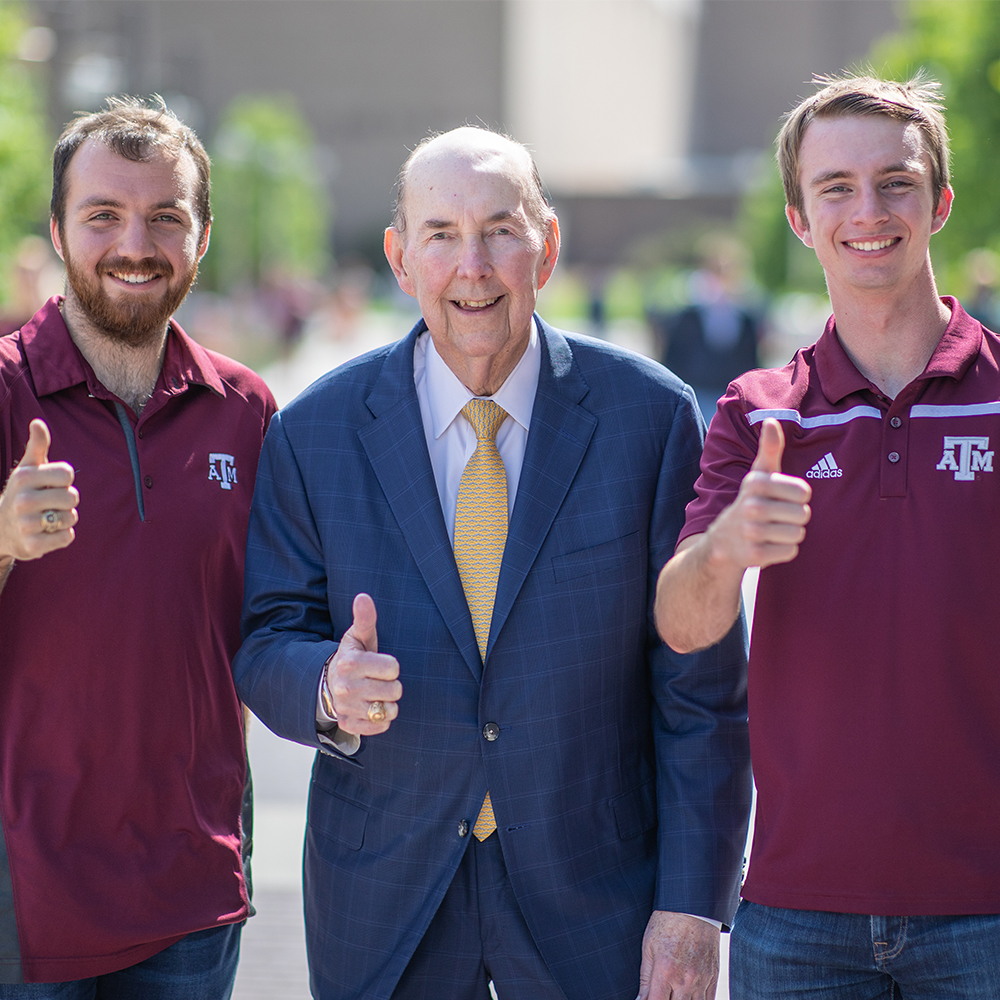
[0,2,52,304]
[207,94,331,291]
[740,0,1000,293]
[873,0,1000,287]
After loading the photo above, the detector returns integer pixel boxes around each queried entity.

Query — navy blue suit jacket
[235,318,751,1000]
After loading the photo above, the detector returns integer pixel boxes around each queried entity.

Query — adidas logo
[806,452,843,479]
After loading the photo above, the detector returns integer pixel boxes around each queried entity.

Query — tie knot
[462,399,507,443]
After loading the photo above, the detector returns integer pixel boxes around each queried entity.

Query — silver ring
[41,510,60,534]
[367,700,387,723]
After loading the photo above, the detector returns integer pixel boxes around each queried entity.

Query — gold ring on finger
[367,700,387,723]
[41,510,60,534]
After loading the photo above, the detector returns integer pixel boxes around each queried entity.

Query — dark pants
[0,923,240,1000]
[391,833,567,1000]
[731,900,1000,999]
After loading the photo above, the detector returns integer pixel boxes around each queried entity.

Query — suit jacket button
[483,722,500,741]
[458,820,469,838]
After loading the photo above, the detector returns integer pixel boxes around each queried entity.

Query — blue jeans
[731,900,1000,999]
[0,923,240,1000]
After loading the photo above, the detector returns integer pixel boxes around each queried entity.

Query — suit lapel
[358,324,483,680]
[488,320,596,657]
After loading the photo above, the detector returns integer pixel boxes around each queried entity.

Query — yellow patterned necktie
[454,398,508,841]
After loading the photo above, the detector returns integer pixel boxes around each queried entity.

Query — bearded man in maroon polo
[656,73,1000,998]
[0,97,275,997]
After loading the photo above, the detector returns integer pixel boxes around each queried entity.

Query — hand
[637,911,720,1000]
[325,593,402,736]
[0,419,79,565]
[704,417,811,571]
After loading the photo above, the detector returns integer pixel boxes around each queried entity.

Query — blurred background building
[30,0,898,268]
[4,0,914,380]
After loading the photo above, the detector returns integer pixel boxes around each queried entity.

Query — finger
[741,494,812,525]
[329,668,401,710]
[346,592,379,652]
[750,417,784,475]
[334,691,400,737]
[18,420,51,469]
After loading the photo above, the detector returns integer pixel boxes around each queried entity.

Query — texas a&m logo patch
[935,436,994,481]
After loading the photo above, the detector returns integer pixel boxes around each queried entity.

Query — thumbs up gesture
[323,593,402,736]
[0,419,79,567]
[705,418,812,571]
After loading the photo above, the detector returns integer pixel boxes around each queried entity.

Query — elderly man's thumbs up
[323,593,402,736]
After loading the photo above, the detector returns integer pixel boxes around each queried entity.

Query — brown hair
[777,72,950,216]
[52,95,211,239]
[391,125,555,237]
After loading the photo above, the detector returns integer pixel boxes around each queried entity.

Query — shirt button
[483,722,500,742]
[888,452,900,464]
[458,820,469,838]
[144,475,153,487]
[137,429,144,439]
[890,417,902,429]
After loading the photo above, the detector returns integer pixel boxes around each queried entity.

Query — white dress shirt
[414,321,541,538]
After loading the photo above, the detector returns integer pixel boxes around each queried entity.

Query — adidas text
[806,452,843,479]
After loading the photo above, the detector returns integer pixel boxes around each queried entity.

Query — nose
[851,182,891,227]
[456,235,491,279]
[116,215,156,259]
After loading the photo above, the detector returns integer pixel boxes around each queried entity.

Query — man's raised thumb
[18,419,51,469]
[345,592,378,653]
[750,417,784,475]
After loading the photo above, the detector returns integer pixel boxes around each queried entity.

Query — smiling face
[384,130,558,395]
[51,139,209,346]
[786,114,952,299]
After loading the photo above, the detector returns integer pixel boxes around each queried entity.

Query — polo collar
[815,296,982,405]
[20,297,226,400]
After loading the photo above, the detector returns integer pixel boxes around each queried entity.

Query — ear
[786,204,813,249]
[50,216,65,262]
[930,185,954,235]
[384,227,416,298]
[197,221,211,260]
[536,217,561,291]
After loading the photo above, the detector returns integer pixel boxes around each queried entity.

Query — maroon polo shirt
[0,298,275,982]
[681,297,1000,916]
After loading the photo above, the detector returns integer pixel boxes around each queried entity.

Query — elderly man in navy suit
[234,126,750,1000]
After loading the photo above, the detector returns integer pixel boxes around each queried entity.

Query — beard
[62,245,199,348]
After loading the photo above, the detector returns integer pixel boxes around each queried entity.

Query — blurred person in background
[650,234,761,423]
[0,97,275,997]
[0,236,64,337]
[657,73,1000,999]
[236,125,750,1000]
[963,247,1000,329]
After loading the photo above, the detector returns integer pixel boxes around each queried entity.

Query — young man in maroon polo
[656,74,1000,997]
[0,98,275,996]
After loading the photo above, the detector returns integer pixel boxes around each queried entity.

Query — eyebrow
[76,196,189,213]
[420,209,519,229]
[809,161,919,188]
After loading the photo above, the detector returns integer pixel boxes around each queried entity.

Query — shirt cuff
[682,913,723,931]
[318,727,361,756]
